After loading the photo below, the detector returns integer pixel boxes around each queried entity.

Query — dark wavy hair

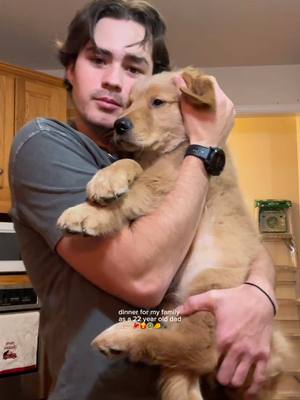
[57,0,170,90]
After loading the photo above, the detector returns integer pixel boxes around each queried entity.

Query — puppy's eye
[151,98,166,107]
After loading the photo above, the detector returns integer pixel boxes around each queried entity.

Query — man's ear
[66,63,75,86]
[180,67,216,112]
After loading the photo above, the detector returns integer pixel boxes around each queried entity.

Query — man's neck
[73,117,117,154]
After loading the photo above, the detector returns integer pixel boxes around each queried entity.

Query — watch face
[207,149,226,175]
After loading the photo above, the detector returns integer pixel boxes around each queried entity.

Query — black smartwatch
[184,144,226,176]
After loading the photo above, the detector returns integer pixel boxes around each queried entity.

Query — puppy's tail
[160,368,203,400]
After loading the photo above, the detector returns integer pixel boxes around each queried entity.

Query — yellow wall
[297,116,300,207]
[228,115,300,254]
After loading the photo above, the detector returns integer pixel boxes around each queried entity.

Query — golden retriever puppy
[57,68,290,400]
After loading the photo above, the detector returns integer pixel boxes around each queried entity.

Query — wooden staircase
[264,240,300,399]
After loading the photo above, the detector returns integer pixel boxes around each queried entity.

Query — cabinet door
[15,78,67,132]
[0,75,15,213]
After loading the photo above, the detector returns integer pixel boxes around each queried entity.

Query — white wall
[38,69,64,78]
[40,65,300,114]
[204,65,300,114]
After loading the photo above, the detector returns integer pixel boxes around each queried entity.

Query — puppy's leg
[160,368,203,400]
[87,159,143,205]
[92,313,218,374]
[58,155,178,236]
[57,202,125,236]
[119,167,178,221]
[57,171,170,236]
[57,166,170,236]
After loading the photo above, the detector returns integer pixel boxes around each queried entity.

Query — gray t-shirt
[9,118,160,400]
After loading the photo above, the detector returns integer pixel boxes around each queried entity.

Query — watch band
[185,144,212,159]
[184,144,225,176]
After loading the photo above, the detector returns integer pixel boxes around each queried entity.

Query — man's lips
[94,96,122,112]
[99,97,121,106]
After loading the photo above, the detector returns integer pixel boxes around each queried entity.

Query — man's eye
[151,98,166,107]
[91,57,105,65]
[127,66,143,75]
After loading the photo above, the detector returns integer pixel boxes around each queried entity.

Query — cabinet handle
[0,168,3,175]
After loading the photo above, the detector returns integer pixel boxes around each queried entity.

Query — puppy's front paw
[87,170,130,205]
[57,203,120,236]
[92,321,140,361]
[87,159,143,205]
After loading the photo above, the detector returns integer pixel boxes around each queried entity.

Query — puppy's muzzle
[114,117,133,135]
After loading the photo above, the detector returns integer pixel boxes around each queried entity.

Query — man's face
[67,17,154,130]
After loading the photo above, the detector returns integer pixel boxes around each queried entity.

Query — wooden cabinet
[15,78,67,132]
[0,62,67,213]
[0,75,15,212]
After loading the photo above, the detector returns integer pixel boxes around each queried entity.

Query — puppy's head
[114,67,215,155]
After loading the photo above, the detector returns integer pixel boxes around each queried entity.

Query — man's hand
[174,75,235,147]
[176,284,275,397]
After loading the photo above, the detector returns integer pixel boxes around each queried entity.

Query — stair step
[275,283,297,300]
[274,394,300,400]
[275,373,300,397]
[275,320,300,336]
[276,299,299,321]
[286,330,300,338]
[277,374,300,394]
[275,373,300,399]
[276,266,297,283]
[264,241,297,268]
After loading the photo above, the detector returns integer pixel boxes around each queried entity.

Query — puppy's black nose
[114,118,133,135]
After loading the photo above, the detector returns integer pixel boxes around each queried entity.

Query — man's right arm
[57,155,209,308]
[57,78,235,308]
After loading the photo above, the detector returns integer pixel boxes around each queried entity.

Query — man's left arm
[177,244,276,396]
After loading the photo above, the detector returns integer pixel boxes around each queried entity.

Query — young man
[9,1,276,398]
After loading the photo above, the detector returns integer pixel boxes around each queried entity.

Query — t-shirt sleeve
[9,120,108,250]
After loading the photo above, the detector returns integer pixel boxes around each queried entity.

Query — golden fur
[58,68,290,400]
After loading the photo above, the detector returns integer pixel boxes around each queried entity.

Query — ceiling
[1,0,299,71]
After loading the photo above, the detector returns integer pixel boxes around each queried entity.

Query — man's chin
[91,110,123,130]
[88,117,116,131]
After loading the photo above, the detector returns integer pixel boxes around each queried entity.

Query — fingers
[231,357,252,387]
[217,346,243,386]
[176,290,216,316]
[173,72,235,146]
[217,349,253,387]
[246,359,268,396]
[217,344,269,395]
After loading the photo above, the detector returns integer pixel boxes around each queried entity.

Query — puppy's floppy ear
[180,67,216,112]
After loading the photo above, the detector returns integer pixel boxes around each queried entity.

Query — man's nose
[102,65,123,92]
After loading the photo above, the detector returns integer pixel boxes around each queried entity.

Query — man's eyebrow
[87,44,150,67]
[125,54,150,67]
[86,45,111,57]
